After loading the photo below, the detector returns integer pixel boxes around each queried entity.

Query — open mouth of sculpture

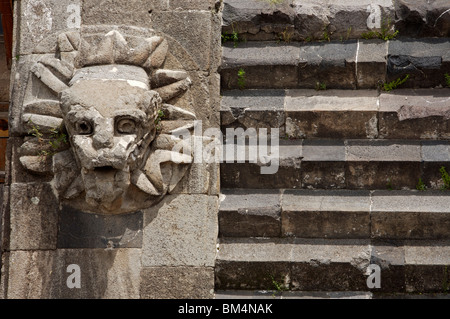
[93,166,116,173]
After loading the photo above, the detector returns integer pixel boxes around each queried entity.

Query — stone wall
[1,0,222,299]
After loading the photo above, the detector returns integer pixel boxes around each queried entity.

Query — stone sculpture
[19,26,197,214]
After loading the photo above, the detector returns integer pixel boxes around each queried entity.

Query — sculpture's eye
[75,120,93,135]
[116,118,137,135]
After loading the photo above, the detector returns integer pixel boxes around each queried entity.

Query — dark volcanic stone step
[215,237,450,293]
[220,139,450,190]
[219,189,450,240]
[222,0,450,42]
[220,39,450,90]
[221,89,450,139]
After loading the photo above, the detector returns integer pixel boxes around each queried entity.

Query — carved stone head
[21,27,196,214]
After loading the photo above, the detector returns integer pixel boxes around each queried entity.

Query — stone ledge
[220,139,450,190]
[215,237,450,292]
[221,39,450,89]
[222,0,449,42]
[219,189,450,239]
[221,89,450,139]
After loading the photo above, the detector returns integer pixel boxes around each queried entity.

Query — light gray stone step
[214,290,450,299]
[222,0,450,42]
[219,189,450,240]
[220,39,450,90]
[221,88,450,139]
[220,139,450,190]
[215,237,450,293]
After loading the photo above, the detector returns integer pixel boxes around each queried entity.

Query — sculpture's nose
[92,120,114,150]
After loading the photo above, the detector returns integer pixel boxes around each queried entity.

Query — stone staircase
[215,0,450,298]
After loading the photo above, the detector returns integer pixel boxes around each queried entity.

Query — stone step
[218,189,450,240]
[215,237,450,293]
[220,139,450,190]
[221,88,450,140]
[215,290,450,299]
[220,39,450,90]
[222,0,450,43]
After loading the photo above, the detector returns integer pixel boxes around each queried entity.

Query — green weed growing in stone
[382,74,410,92]
[28,120,68,159]
[445,73,450,88]
[361,18,398,41]
[416,178,426,191]
[269,274,287,297]
[315,81,327,91]
[237,68,246,90]
[155,109,165,131]
[278,27,294,43]
[222,30,240,48]
[440,166,450,190]
[386,179,393,191]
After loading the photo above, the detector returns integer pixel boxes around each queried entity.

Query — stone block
[219,189,281,237]
[371,191,450,239]
[298,41,357,89]
[169,0,218,11]
[221,162,302,189]
[82,0,164,28]
[3,248,141,298]
[394,0,450,37]
[221,42,301,89]
[282,189,371,238]
[378,89,450,139]
[285,89,379,138]
[370,244,406,292]
[18,0,82,55]
[387,39,450,88]
[221,89,286,133]
[345,162,421,190]
[9,182,59,250]
[57,206,143,249]
[140,266,215,299]
[141,194,218,267]
[152,10,214,71]
[356,40,387,89]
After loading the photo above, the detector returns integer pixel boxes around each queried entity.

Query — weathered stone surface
[371,191,450,239]
[346,162,421,190]
[301,140,346,189]
[219,189,281,237]
[221,42,301,89]
[394,0,450,37]
[285,90,379,138]
[9,182,59,250]
[222,0,396,41]
[82,0,163,28]
[215,238,371,291]
[140,266,215,299]
[3,248,141,298]
[169,0,219,11]
[57,206,143,248]
[379,89,450,139]
[222,0,295,41]
[387,39,450,88]
[152,10,215,71]
[142,194,218,267]
[356,39,388,89]
[18,0,82,55]
[298,41,358,89]
[221,89,286,134]
[282,189,371,238]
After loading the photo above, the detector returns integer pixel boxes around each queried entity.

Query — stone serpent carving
[19,27,197,214]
